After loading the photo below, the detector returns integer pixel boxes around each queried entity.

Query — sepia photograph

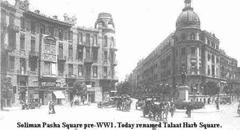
[0,0,240,129]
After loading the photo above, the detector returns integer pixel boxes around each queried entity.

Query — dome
[176,0,201,30]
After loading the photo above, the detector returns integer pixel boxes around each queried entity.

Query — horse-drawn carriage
[142,98,170,122]
[116,96,132,111]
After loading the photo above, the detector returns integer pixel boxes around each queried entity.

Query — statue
[181,65,187,85]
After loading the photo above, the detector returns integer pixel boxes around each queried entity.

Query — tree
[203,81,219,96]
[72,80,87,99]
[1,76,13,108]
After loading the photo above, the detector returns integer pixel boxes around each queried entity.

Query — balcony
[67,74,77,79]
[17,70,28,76]
[92,44,100,48]
[29,51,39,57]
[84,57,93,64]
[57,55,67,61]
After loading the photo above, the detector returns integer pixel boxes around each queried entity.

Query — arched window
[190,33,195,40]
[111,37,115,47]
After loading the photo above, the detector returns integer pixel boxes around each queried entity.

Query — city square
[1,0,240,130]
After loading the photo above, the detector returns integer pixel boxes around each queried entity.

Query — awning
[86,85,92,88]
[53,91,65,99]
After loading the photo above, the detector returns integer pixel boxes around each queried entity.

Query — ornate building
[129,0,240,102]
[0,0,118,106]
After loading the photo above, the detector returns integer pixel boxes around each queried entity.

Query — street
[0,99,239,130]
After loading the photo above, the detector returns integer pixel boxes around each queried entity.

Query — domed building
[129,0,240,102]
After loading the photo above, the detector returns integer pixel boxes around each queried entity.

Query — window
[191,47,196,55]
[92,48,98,62]
[31,37,35,52]
[212,65,215,76]
[207,65,210,75]
[78,32,82,44]
[78,65,83,77]
[9,14,14,26]
[86,47,90,59]
[64,31,68,40]
[175,49,178,57]
[211,42,215,48]
[9,56,15,70]
[49,26,54,36]
[1,10,6,25]
[40,24,45,34]
[8,28,16,49]
[77,46,83,61]
[68,45,73,59]
[94,34,98,46]
[68,64,73,75]
[59,29,63,40]
[111,37,115,47]
[69,31,73,41]
[20,58,26,74]
[58,62,64,76]
[216,44,219,49]
[190,33,195,40]
[20,34,25,50]
[86,33,90,46]
[212,54,215,63]
[216,57,219,63]
[104,51,108,63]
[181,47,186,56]
[20,17,25,29]
[103,67,107,78]
[207,39,210,46]
[103,35,108,47]
[31,21,35,33]
[90,36,94,45]
[29,57,37,71]
[44,62,51,75]
[59,43,63,58]
[208,53,211,61]
[93,66,98,78]
[44,62,56,75]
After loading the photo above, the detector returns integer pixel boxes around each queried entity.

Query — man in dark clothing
[215,98,220,110]
[186,104,192,118]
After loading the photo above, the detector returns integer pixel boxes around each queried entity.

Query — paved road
[0,101,239,130]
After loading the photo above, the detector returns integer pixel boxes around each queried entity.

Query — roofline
[24,11,73,27]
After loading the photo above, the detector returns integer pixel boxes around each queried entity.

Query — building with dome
[128,0,240,102]
[0,0,118,107]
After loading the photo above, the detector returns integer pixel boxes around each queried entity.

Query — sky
[7,0,240,81]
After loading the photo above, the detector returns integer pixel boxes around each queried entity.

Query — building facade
[0,0,118,106]
[129,0,240,102]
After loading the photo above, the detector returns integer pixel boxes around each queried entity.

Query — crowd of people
[116,96,132,111]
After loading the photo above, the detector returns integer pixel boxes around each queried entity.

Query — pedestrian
[169,102,175,117]
[215,98,220,110]
[186,104,192,118]
[51,101,56,114]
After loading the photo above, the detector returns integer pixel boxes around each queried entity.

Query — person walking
[169,102,176,117]
[215,98,220,110]
[186,104,192,118]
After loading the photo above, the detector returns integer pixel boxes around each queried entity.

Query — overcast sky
[7,0,240,81]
